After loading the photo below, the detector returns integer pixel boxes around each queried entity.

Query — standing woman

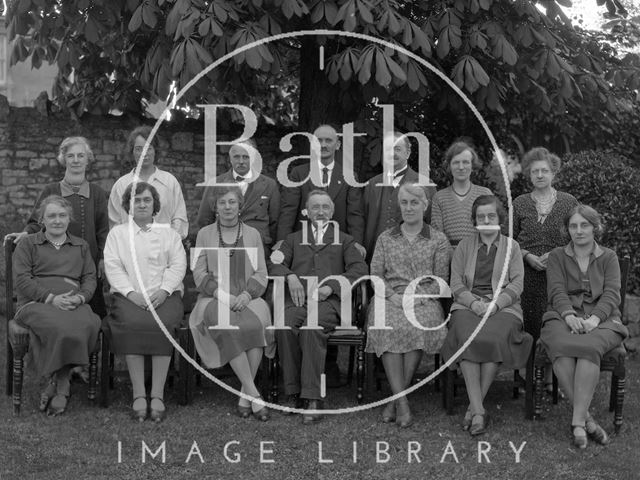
[440,195,533,435]
[12,196,101,415]
[103,182,187,422]
[513,147,579,392]
[5,137,109,317]
[108,126,189,239]
[366,183,451,428]
[431,140,492,245]
[540,205,627,448]
[189,186,274,421]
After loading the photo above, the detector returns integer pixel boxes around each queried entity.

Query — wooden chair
[533,255,630,433]
[4,238,99,414]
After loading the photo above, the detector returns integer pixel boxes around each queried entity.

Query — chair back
[619,255,630,318]
[4,239,16,322]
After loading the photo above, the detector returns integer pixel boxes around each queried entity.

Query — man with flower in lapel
[269,190,367,424]
[197,139,280,249]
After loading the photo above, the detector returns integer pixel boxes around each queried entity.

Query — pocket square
[261,195,269,199]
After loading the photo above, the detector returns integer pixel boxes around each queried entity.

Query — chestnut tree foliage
[6,0,640,156]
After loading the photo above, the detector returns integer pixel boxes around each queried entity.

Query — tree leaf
[142,2,158,28]
[170,41,186,77]
[357,0,374,24]
[128,5,143,31]
[357,47,373,84]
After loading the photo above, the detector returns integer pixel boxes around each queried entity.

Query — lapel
[327,161,344,200]
[244,174,265,207]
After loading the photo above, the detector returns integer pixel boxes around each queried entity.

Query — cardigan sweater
[450,233,524,321]
[543,243,622,324]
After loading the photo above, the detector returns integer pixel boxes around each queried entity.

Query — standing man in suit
[269,190,368,424]
[362,131,437,262]
[196,140,280,248]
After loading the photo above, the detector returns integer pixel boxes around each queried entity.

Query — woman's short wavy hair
[443,140,483,173]
[57,136,94,166]
[209,185,244,212]
[564,204,604,240]
[37,195,74,223]
[397,183,429,209]
[521,147,562,176]
[471,195,507,226]
[121,181,161,216]
[125,125,160,163]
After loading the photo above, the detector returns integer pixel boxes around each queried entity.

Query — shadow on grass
[1,315,638,480]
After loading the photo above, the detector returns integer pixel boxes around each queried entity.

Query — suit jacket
[269,223,368,309]
[362,166,436,258]
[276,161,364,244]
[196,171,280,246]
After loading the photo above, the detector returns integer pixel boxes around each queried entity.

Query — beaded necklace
[531,188,557,223]
[217,221,242,256]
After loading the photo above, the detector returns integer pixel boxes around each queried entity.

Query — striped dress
[430,184,492,244]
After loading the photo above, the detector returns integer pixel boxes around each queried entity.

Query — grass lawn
[1,315,638,480]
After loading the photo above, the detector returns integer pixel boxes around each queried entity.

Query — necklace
[46,234,66,247]
[217,221,242,256]
[531,188,557,222]
[452,183,472,197]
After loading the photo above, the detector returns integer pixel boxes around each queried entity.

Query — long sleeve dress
[103,222,186,355]
[365,224,451,356]
[13,232,101,377]
[189,223,275,368]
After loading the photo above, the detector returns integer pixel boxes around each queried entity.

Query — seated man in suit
[269,190,368,424]
[362,131,437,262]
[196,139,280,248]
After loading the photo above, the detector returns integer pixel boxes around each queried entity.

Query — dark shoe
[325,362,344,388]
[237,403,252,419]
[572,425,588,449]
[303,400,324,424]
[252,397,270,422]
[131,396,148,422]
[462,408,472,431]
[396,399,413,428]
[586,416,610,445]
[149,397,166,423]
[47,394,69,416]
[470,412,490,436]
[381,401,396,423]
[39,379,57,412]
[281,394,304,415]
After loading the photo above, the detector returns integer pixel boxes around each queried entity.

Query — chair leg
[534,363,544,419]
[445,369,455,415]
[100,331,110,408]
[88,349,99,402]
[12,344,27,415]
[613,374,625,434]
[6,336,13,396]
[552,374,558,405]
[365,352,375,393]
[347,346,355,386]
[525,352,535,420]
[513,370,520,399]
[270,355,279,404]
[356,343,364,404]
[434,353,441,392]
[609,374,617,412]
[177,328,192,406]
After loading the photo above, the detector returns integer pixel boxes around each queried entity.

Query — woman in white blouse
[104,182,186,422]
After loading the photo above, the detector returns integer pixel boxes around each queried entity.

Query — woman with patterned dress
[431,140,492,245]
[103,182,186,422]
[440,195,533,436]
[5,136,109,317]
[366,183,451,428]
[189,186,274,421]
[13,196,101,416]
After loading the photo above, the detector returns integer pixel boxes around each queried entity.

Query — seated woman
[540,205,628,448]
[12,195,101,416]
[441,195,533,436]
[189,186,274,421]
[366,183,451,428]
[103,182,186,422]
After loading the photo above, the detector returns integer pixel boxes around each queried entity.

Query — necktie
[235,176,243,182]
[71,186,80,194]
[322,167,329,188]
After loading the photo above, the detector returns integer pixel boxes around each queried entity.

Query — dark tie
[322,167,329,188]
[235,176,243,182]
[71,186,80,194]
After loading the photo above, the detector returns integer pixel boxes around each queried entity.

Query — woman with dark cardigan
[103,182,186,422]
[540,205,628,449]
[440,195,533,436]
[5,136,109,317]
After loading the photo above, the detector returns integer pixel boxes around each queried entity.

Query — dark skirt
[440,309,533,369]
[15,302,100,378]
[103,292,184,355]
[540,317,627,367]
